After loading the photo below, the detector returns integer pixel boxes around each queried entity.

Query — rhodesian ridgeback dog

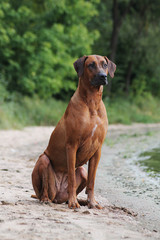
[32,55,116,209]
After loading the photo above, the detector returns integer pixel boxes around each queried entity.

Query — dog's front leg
[86,148,102,209]
[66,144,80,208]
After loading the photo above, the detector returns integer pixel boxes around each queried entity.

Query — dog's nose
[98,72,107,80]
[97,72,108,85]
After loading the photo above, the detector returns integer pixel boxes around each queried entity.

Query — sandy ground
[0,123,160,240]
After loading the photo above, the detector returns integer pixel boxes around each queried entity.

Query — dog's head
[73,55,116,87]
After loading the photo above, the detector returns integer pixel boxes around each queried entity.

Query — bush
[0,94,160,129]
[0,0,99,98]
[104,94,160,124]
[0,95,67,129]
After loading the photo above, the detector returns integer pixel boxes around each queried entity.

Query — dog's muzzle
[91,72,108,87]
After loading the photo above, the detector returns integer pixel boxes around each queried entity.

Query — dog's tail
[31,194,38,199]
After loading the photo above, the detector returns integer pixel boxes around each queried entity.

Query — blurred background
[0,0,160,128]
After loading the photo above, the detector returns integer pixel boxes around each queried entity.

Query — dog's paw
[40,197,51,204]
[87,200,103,209]
[68,197,80,209]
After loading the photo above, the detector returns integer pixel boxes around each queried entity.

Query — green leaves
[0,0,98,98]
[1,0,159,100]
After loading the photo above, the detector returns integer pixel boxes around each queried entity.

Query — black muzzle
[91,72,108,86]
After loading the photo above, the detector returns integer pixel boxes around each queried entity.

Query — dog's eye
[88,62,96,68]
[103,63,108,69]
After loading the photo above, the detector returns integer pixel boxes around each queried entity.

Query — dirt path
[0,124,160,240]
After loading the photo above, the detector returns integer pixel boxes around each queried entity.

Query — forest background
[0,0,160,128]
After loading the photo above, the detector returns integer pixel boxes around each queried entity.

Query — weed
[0,94,160,129]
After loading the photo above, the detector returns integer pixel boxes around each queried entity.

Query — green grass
[104,93,160,124]
[0,96,67,129]
[0,93,160,129]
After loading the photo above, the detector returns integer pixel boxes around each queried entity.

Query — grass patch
[104,94,160,125]
[0,96,67,129]
[0,93,160,129]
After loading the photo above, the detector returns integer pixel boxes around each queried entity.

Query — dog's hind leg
[54,166,87,204]
[32,153,56,203]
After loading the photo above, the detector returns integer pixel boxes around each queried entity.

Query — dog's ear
[104,56,116,78]
[73,56,88,77]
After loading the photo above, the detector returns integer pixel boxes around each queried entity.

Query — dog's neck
[77,78,103,113]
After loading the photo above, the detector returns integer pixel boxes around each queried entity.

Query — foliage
[0,95,67,129]
[105,93,160,125]
[0,0,160,128]
[0,0,99,98]
[0,94,160,129]
[90,0,160,98]
[0,0,160,99]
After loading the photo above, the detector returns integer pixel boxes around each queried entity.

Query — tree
[90,0,160,97]
[0,0,99,99]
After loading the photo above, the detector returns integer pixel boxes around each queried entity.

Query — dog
[32,55,116,209]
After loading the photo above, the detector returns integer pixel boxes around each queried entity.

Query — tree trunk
[125,60,133,96]
[107,0,133,96]
[107,0,119,95]
[110,0,120,62]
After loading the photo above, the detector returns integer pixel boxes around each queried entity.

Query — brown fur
[32,55,116,209]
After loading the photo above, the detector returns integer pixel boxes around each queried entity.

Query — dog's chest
[76,115,107,166]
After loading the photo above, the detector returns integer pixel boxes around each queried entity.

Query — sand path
[0,124,160,240]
